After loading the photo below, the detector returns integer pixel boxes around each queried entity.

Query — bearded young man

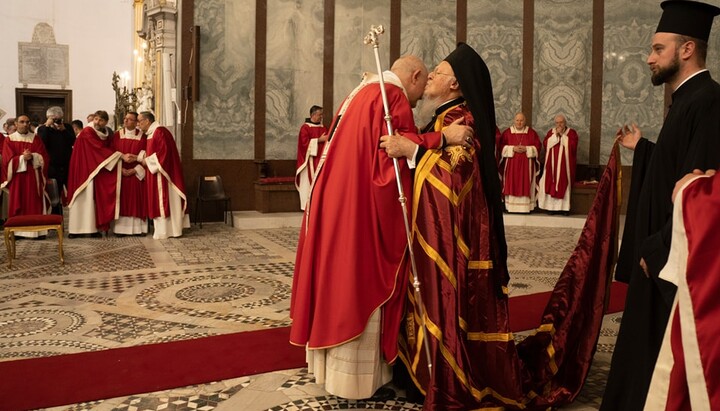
[67,110,122,238]
[603,1,720,410]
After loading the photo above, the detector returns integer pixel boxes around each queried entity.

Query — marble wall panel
[467,0,523,131]
[534,0,593,165]
[601,0,663,165]
[401,0,456,73]
[194,1,256,160]
[333,0,391,111]
[401,0,456,127]
[266,0,324,160]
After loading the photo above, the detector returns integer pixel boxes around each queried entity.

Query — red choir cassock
[499,126,542,211]
[540,127,578,201]
[646,171,720,410]
[1,132,49,217]
[145,125,187,220]
[67,127,121,232]
[290,73,443,363]
[295,121,327,210]
[295,121,327,181]
[112,128,147,220]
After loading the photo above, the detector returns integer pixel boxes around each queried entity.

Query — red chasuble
[499,126,541,197]
[646,172,720,410]
[400,103,622,409]
[67,127,122,231]
[290,74,443,363]
[145,125,187,219]
[112,128,147,220]
[541,127,578,199]
[1,132,49,217]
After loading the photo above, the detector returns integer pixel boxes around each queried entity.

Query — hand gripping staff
[363,25,432,373]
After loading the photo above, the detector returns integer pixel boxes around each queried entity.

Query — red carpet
[0,327,306,411]
[0,283,627,411]
[509,281,627,332]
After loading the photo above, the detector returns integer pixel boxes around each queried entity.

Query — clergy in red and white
[645,169,720,411]
[538,114,578,212]
[67,110,123,236]
[137,111,189,240]
[1,115,50,238]
[295,105,327,210]
[112,112,148,236]
[499,112,541,212]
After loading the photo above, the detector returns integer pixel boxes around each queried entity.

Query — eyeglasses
[432,69,454,77]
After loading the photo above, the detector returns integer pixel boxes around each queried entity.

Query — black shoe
[371,386,396,401]
[34,235,47,240]
[68,233,77,239]
[90,232,102,238]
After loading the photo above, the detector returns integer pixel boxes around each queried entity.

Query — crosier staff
[363,25,432,373]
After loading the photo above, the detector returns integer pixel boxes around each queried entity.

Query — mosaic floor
[0,212,621,411]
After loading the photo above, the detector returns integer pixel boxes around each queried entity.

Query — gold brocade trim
[423,316,527,409]
[465,330,514,342]
[436,158,453,174]
[447,145,475,169]
[458,177,474,203]
[454,224,470,259]
[546,343,559,374]
[468,260,493,270]
[425,172,458,205]
[416,231,457,289]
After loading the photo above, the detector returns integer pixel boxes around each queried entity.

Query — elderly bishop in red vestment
[499,112,541,213]
[290,54,473,399]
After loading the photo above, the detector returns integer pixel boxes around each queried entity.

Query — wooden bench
[4,214,65,268]
[254,177,300,213]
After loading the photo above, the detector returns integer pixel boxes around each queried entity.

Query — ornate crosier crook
[363,25,433,373]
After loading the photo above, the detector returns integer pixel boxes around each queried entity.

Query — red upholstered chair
[3,179,65,268]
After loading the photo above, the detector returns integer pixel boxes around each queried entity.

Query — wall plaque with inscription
[17,23,70,87]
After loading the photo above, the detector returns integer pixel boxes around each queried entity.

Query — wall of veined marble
[333,0,391,112]
[265,0,324,160]
[194,0,256,159]
[400,0,457,76]
[601,0,663,165]
[467,0,523,131]
[533,0,593,165]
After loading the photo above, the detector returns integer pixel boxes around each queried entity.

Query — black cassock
[602,70,720,411]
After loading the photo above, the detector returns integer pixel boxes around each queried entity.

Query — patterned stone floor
[0,212,622,411]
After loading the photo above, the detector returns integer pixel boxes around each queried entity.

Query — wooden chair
[195,175,233,228]
[4,179,65,268]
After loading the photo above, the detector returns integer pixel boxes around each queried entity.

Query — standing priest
[603,1,720,410]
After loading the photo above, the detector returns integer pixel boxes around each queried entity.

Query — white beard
[413,95,445,130]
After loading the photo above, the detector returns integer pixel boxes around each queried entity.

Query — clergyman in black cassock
[602,1,720,410]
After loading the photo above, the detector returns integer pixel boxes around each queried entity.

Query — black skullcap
[656,0,720,42]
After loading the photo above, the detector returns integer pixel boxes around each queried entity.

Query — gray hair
[46,106,64,118]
